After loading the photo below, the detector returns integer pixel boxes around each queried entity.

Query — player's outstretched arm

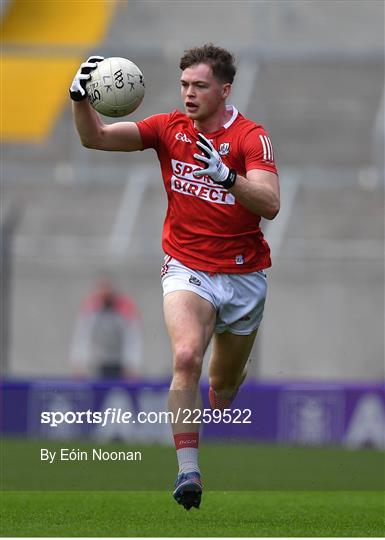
[72,100,143,152]
[70,57,143,153]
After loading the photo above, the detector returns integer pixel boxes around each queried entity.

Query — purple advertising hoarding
[1,379,384,448]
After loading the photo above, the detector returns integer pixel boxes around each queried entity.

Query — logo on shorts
[235,254,245,265]
[189,275,201,286]
[219,142,230,156]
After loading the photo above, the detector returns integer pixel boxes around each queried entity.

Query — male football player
[70,44,280,510]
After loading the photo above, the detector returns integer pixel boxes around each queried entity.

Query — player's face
[180,63,230,122]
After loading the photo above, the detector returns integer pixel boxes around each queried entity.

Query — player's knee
[173,346,202,379]
[209,375,238,395]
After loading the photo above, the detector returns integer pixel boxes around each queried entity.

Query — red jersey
[136,105,278,273]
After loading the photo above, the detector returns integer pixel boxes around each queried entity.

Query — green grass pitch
[1,439,384,536]
[1,490,383,536]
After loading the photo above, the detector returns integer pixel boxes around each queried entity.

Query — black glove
[69,56,104,101]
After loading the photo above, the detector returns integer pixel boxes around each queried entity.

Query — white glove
[193,133,237,189]
[69,56,104,101]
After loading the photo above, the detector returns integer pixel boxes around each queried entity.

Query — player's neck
[193,105,232,134]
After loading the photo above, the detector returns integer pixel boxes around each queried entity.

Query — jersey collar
[191,104,239,136]
[223,104,238,129]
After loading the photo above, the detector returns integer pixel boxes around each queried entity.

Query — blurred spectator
[70,278,142,379]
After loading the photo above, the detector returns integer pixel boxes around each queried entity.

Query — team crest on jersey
[218,142,230,156]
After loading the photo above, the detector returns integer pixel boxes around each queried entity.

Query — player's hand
[193,133,237,189]
[69,56,104,101]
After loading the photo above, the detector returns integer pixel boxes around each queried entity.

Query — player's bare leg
[165,290,215,427]
[208,330,258,409]
[164,290,216,509]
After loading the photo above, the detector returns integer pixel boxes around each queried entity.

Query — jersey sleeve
[136,113,170,151]
[242,126,278,175]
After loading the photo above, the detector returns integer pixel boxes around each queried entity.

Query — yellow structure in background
[1,0,116,142]
[3,56,82,141]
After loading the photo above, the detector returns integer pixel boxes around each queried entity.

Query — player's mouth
[185,102,199,112]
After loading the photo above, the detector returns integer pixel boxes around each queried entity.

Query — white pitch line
[108,166,152,258]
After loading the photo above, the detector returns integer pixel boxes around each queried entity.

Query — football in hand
[86,57,145,117]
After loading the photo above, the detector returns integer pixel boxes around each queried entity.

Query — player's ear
[222,83,231,99]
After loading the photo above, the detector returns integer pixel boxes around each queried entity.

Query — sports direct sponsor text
[170,159,235,205]
[41,408,252,427]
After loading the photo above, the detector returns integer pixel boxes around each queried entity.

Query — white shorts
[161,256,267,335]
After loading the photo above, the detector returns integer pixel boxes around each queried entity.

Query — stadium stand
[1,1,384,381]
